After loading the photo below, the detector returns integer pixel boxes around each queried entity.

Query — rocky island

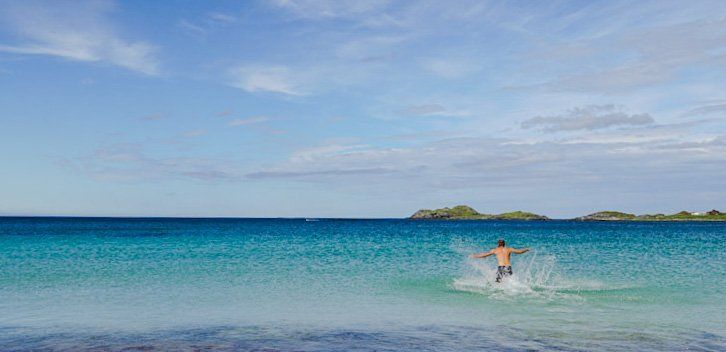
[409,206,725,221]
[574,211,636,221]
[409,205,549,220]
[575,209,726,221]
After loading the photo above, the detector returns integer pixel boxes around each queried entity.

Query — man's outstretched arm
[470,250,493,259]
[510,248,530,254]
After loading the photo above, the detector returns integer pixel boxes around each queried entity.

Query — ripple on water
[0,325,723,352]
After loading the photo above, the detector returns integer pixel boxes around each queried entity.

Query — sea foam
[451,249,612,301]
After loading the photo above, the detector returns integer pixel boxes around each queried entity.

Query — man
[470,239,530,282]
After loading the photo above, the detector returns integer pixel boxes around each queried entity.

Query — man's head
[497,239,505,247]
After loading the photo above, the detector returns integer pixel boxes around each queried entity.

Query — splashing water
[452,250,588,301]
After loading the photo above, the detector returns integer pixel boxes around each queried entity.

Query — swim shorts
[496,266,513,282]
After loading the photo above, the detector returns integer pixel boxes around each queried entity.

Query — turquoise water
[0,218,724,351]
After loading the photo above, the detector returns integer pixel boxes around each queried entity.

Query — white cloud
[289,144,367,162]
[521,105,654,132]
[207,12,237,24]
[683,103,726,116]
[178,11,238,36]
[244,129,726,190]
[228,65,304,95]
[63,124,726,194]
[177,19,207,35]
[0,0,160,75]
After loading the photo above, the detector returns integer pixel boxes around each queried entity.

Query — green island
[576,210,726,221]
[409,205,549,220]
[409,206,726,221]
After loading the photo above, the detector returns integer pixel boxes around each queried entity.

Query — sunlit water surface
[1,218,724,351]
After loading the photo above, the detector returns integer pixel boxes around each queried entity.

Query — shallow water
[1,218,724,351]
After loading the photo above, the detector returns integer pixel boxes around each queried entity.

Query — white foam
[451,250,603,301]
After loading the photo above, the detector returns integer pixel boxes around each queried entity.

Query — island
[409,205,549,220]
[408,206,726,221]
[574,211,637,221]
[575,209,726,221]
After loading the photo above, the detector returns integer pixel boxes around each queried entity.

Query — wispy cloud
[177,19,207,35]
[244,128,726,191]
[289,144,366,162]
[228,65,304,95]
[0,0,160,75]
[246,167,391,179]
[682,103,726,117]
[207,12,237,24]
[545,17,726,93]
[521,105,654,132]
[63,121,726,191]
[178,11,238,36]
[228,116,270,126]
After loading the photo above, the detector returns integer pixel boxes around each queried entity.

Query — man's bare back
[469,239,530,282]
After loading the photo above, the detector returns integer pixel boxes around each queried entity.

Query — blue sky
[1,0,725,218]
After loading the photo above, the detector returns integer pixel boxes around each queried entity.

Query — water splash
[451,248,609,301]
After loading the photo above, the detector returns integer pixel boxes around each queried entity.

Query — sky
[1,0,725,218]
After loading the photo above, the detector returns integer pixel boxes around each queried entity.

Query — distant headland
[408,206,726,221]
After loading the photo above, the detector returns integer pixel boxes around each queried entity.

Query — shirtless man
[469,239,530,282]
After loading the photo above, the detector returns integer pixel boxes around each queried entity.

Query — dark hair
[497,239,505,247]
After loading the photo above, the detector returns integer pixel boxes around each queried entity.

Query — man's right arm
[510,248,530,254]
[470,250,493,259]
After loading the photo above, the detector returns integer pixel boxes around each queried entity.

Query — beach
[1,217,724,351]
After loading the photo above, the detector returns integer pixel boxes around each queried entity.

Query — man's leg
[496,266,504,282]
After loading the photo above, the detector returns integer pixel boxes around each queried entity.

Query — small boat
[305,218,319,222]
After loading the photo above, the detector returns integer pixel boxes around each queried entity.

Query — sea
[0,217,724,351]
